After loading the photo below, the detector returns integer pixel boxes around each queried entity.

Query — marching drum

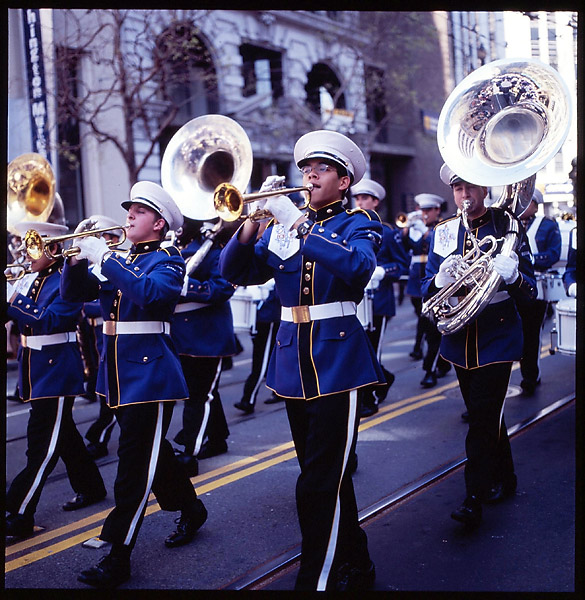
[230,287,259,334]
[551,298,576,356]
[539,272,566,303]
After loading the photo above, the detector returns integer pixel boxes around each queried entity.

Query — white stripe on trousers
[193,359,223,456]
[18,397,65,515]
[124,403,163,546]
[317,389,358,591]
[251,322,275,405]
[376,316,387,362]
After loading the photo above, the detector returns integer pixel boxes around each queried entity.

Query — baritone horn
[23,225,127,261]
[161,114,313,224]
[422,58,572,335]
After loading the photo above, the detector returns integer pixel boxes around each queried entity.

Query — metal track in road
[223,393,576,591]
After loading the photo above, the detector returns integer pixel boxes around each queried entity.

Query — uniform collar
[307,200,345,222]
[37,258,63,277]
[469,210,491,229]
[130,239,161,254]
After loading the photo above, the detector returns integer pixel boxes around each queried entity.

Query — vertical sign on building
[22,8,49,158]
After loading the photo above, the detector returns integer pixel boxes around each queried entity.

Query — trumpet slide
[24,226,127,261]
[213,183,313,222]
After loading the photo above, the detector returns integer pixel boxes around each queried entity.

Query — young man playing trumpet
[220,130,383,591]
[5,221,107,541]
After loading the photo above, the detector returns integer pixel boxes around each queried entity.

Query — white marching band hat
[351,178,386,202]
[88,214,125,236]
[122,181,184,231]
[439,163,464,186]
[414,193,444,209]
[532,189,544,204]
[13,221,69,239]
[294,130,367,184]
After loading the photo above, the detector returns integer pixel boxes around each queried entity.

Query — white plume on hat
[294,130,366,184]
[122,181,184,231]
[415,193,444,209]
[14,221,69,238]
[351,178,386,202]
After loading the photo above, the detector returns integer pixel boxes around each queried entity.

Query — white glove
[411,220,428,236]
[568,282,577,298]
[76,235,110,265]
[372,266,386,282]
[263,195,303,231]
[435,255,460,288]
[260,175,286,193]
[493,251,519,284]
[74,218,97,235]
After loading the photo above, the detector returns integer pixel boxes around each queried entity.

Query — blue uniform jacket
[171,239,237,357]
[83,298,104,353]
[373,223,409,317]
[257,286,281,323]
[404,227,432,297]
[523,215,562,272]
[60,240,189,407]
[563,227,577,291]
[421,208,536,369]
[7,261,85,401]
[219,200,385,400]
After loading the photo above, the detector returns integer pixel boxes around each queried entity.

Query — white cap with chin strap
[122,181,184,231]
[351,178,386,201]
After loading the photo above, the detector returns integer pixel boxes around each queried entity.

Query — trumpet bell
[7,153,56,233]
[161,115,253,221]
[438,58,572,188]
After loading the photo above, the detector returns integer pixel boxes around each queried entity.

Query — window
[240,44,283,104]
[305,63,346,117]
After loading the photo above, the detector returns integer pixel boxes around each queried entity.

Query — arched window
[305,63,346,120]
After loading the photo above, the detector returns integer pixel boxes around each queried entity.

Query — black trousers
[454,363,515,500]
[286,390,370,591]
[175,355,229,456]
[362,315,392,407]
[6,396,106,520]
[517,298,548,385]
[85,395,116,447]
[240,321,278,406]
[100,401,198,549]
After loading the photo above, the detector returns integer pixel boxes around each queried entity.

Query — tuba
[422,58,572,335]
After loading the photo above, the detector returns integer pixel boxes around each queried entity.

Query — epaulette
[345,207,381,222]
[159,245,182,257]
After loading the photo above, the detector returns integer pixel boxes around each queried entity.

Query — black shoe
[451,496,482,527]
[264,394,284,404]
[5,513,34,540]
[174,451,199,477]
[78,554,131,588]
[375,371,395,403]
[63,492,106,512]
[234,401,254,414]
[86,442,108,460]
[165,500,208,548]
[360,403,378,418]
[461,410,469,423]
[409,349,423,360]
[485,475,517,504]
[335,559,376,591]
[435,365,451,378]
[520,379,541,397]
[197,440,228,460]
[420,371,437,388]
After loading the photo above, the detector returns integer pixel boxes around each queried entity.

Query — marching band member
[220,131,383,591]
[170,216,237,475]
[422,165,536,527]
[403,194,452,387]
[563,226,577,297]
[233,279,282,414]
[351,178,409,416]
[5,221,106,541]
[61,182,207,588]
[79,216,125,458]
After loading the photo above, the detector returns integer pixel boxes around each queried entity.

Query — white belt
[21,331,77,351]
[281,301,357,324]
[411,256,427,264]
[174,302,208,314]
[103,321,170,335]
[88,316,104,327]
[489,291,510,304]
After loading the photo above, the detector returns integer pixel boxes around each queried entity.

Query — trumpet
[5,262,32,281]
[24,226,127,261]
[395,210,423,229]
[213,182,313,222]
